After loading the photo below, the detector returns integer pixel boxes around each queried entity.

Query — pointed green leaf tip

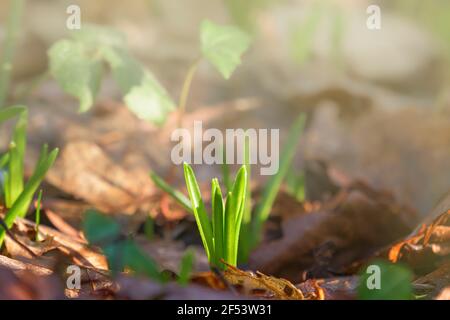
[200,19,251,79]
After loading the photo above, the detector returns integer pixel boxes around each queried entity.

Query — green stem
[0,0,25,108]
[177,59,200,128]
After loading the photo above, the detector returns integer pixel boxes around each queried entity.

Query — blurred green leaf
[48,40,103,112]
[178,249,195,286]
[200,20,251,79]
[83,209,165,281]
[223,0,274,32]
[124,71,175,125]
[83,209,121,245]
[101,47,144,94]
[358,260,413,300]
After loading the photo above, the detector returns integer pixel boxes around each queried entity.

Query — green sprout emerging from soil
[0,106,58,247]
[151,114,306,267]
[184,163,247,269]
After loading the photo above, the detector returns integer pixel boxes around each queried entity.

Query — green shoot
[238,135,252,263]
[252,114,306,245]
[144,214,154,241]
[5,108,27,207]
[0,0,25,108]
[150,171,192,213]
[183,162,247,269]
[183,163,214,262]
[177,249,195,286]
[0,105,26,122]
[153,115,306,264]
[35,189,42,241]
[286,169,306,202]
[0,145,59,246]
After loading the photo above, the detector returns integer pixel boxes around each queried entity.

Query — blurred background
[1,0,450,217]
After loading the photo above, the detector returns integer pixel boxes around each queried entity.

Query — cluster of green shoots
[184,163,247,269]
[0,106,58,247]
[151,114,306,269]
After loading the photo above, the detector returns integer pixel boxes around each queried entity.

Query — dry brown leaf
[0,266,63,299]
[250,183,416,282]
[296,276,359,300]
[46,141,154,214]
[222,264,305,300]
[387,210,449,270]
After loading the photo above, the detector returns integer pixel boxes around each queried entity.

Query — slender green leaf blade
[211,178,224,269]
[150,171,192,213]
[253,114,306,243]
[224,165,247,266]
[183,163,214,262]
[7,108,27,207]
[0,148,59,245]
[200,20,251,79]
[0,105,26,123]
[178,249,195,286]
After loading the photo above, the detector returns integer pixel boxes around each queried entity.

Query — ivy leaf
[48,40,102,112]
[358,260,413,300]
[200,20,251,79]
[83,209,121,245]
[83,210,165,281]
[101,47,144,94]
[123,71,175,125]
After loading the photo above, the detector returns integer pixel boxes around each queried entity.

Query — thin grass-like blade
[183,162,214,262]
[253,114,306,244]
[150,171,192,213]
[224,165,247,266]
[7,108,27,207]
[211,178,224,268]
[238,136,252,263]
[0,147,58,246]
[0,105,26,123]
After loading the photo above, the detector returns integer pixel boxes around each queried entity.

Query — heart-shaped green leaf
[200,20,251,79]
